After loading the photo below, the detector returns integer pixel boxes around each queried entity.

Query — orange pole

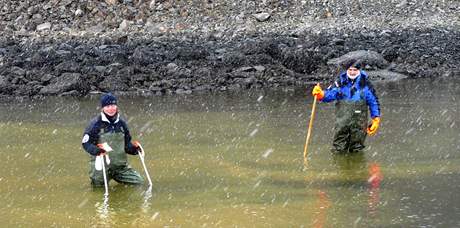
[303,95,317,168]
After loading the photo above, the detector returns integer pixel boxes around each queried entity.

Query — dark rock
[0,75,8,86]
[242,76,257,88]
[367,70,408,82]
[166,63,179,71]
[176,46,209,61]
[327,50,389,70]
[94,66,107,73]
[175,88,192,94]
[41,73,54,83]
[222,51,247,67]
[54,61,81,73]
[332,38,345,46]
[39,73,88,95]
[131,47,164,66]
[0,75,15,94]
[149,86,162,92]
[10,66,26,76]
[280,48,322,74]
[193,85,212,91]
[99,75,129,91]
[382,47,399,62]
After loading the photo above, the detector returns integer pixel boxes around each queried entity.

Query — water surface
[0,78,459,227]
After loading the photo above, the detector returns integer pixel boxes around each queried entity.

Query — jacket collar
[101,112,119,123]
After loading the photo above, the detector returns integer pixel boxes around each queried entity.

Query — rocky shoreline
[0,0,459,97]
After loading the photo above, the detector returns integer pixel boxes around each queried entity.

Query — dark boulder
[39,73,89,95]
[327,50,389,70]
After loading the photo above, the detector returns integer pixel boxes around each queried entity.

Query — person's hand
[132,140,142,154]
[367,117,381,136]
[96,144,107,155]
[132,140,141,148]
[312,84,324,100]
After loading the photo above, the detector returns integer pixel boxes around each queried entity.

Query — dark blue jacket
[82,112,138,156]
[322,71,381,118]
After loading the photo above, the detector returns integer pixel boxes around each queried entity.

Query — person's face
[102,104,118,117]
[347,67,360,77]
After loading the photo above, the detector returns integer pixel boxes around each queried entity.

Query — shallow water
[0,78,459,227]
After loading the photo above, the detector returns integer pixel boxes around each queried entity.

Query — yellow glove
[311,84,324,100]
[367,117,380,136]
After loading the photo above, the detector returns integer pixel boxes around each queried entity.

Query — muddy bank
[0,28,458,97]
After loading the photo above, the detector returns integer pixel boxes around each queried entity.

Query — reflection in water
[312,190,331,228]
[330,153,384,225]
[90,185,153,227]
[332,152,368,182]
[94,196,112,227]
[367,162,382,217]
[141,186,153,213]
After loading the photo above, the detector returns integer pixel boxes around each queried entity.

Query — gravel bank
[0,0,459,97]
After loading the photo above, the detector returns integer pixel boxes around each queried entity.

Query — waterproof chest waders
[332,91,368,153]
[89,130,144,186]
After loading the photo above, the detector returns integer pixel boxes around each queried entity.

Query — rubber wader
[89,131,143,186]
[332,91,368,153]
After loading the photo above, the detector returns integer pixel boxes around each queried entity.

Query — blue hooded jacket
[321,71,381,118]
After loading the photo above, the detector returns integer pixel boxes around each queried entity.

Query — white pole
[138,144,153,187]
[100,155,109,197]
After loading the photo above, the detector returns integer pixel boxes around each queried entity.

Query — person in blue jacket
[82,93,144,186]
[312,59,381,153]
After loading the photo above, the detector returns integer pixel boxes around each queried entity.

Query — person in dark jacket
[82,93,144,186]
[312,59,381,153]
